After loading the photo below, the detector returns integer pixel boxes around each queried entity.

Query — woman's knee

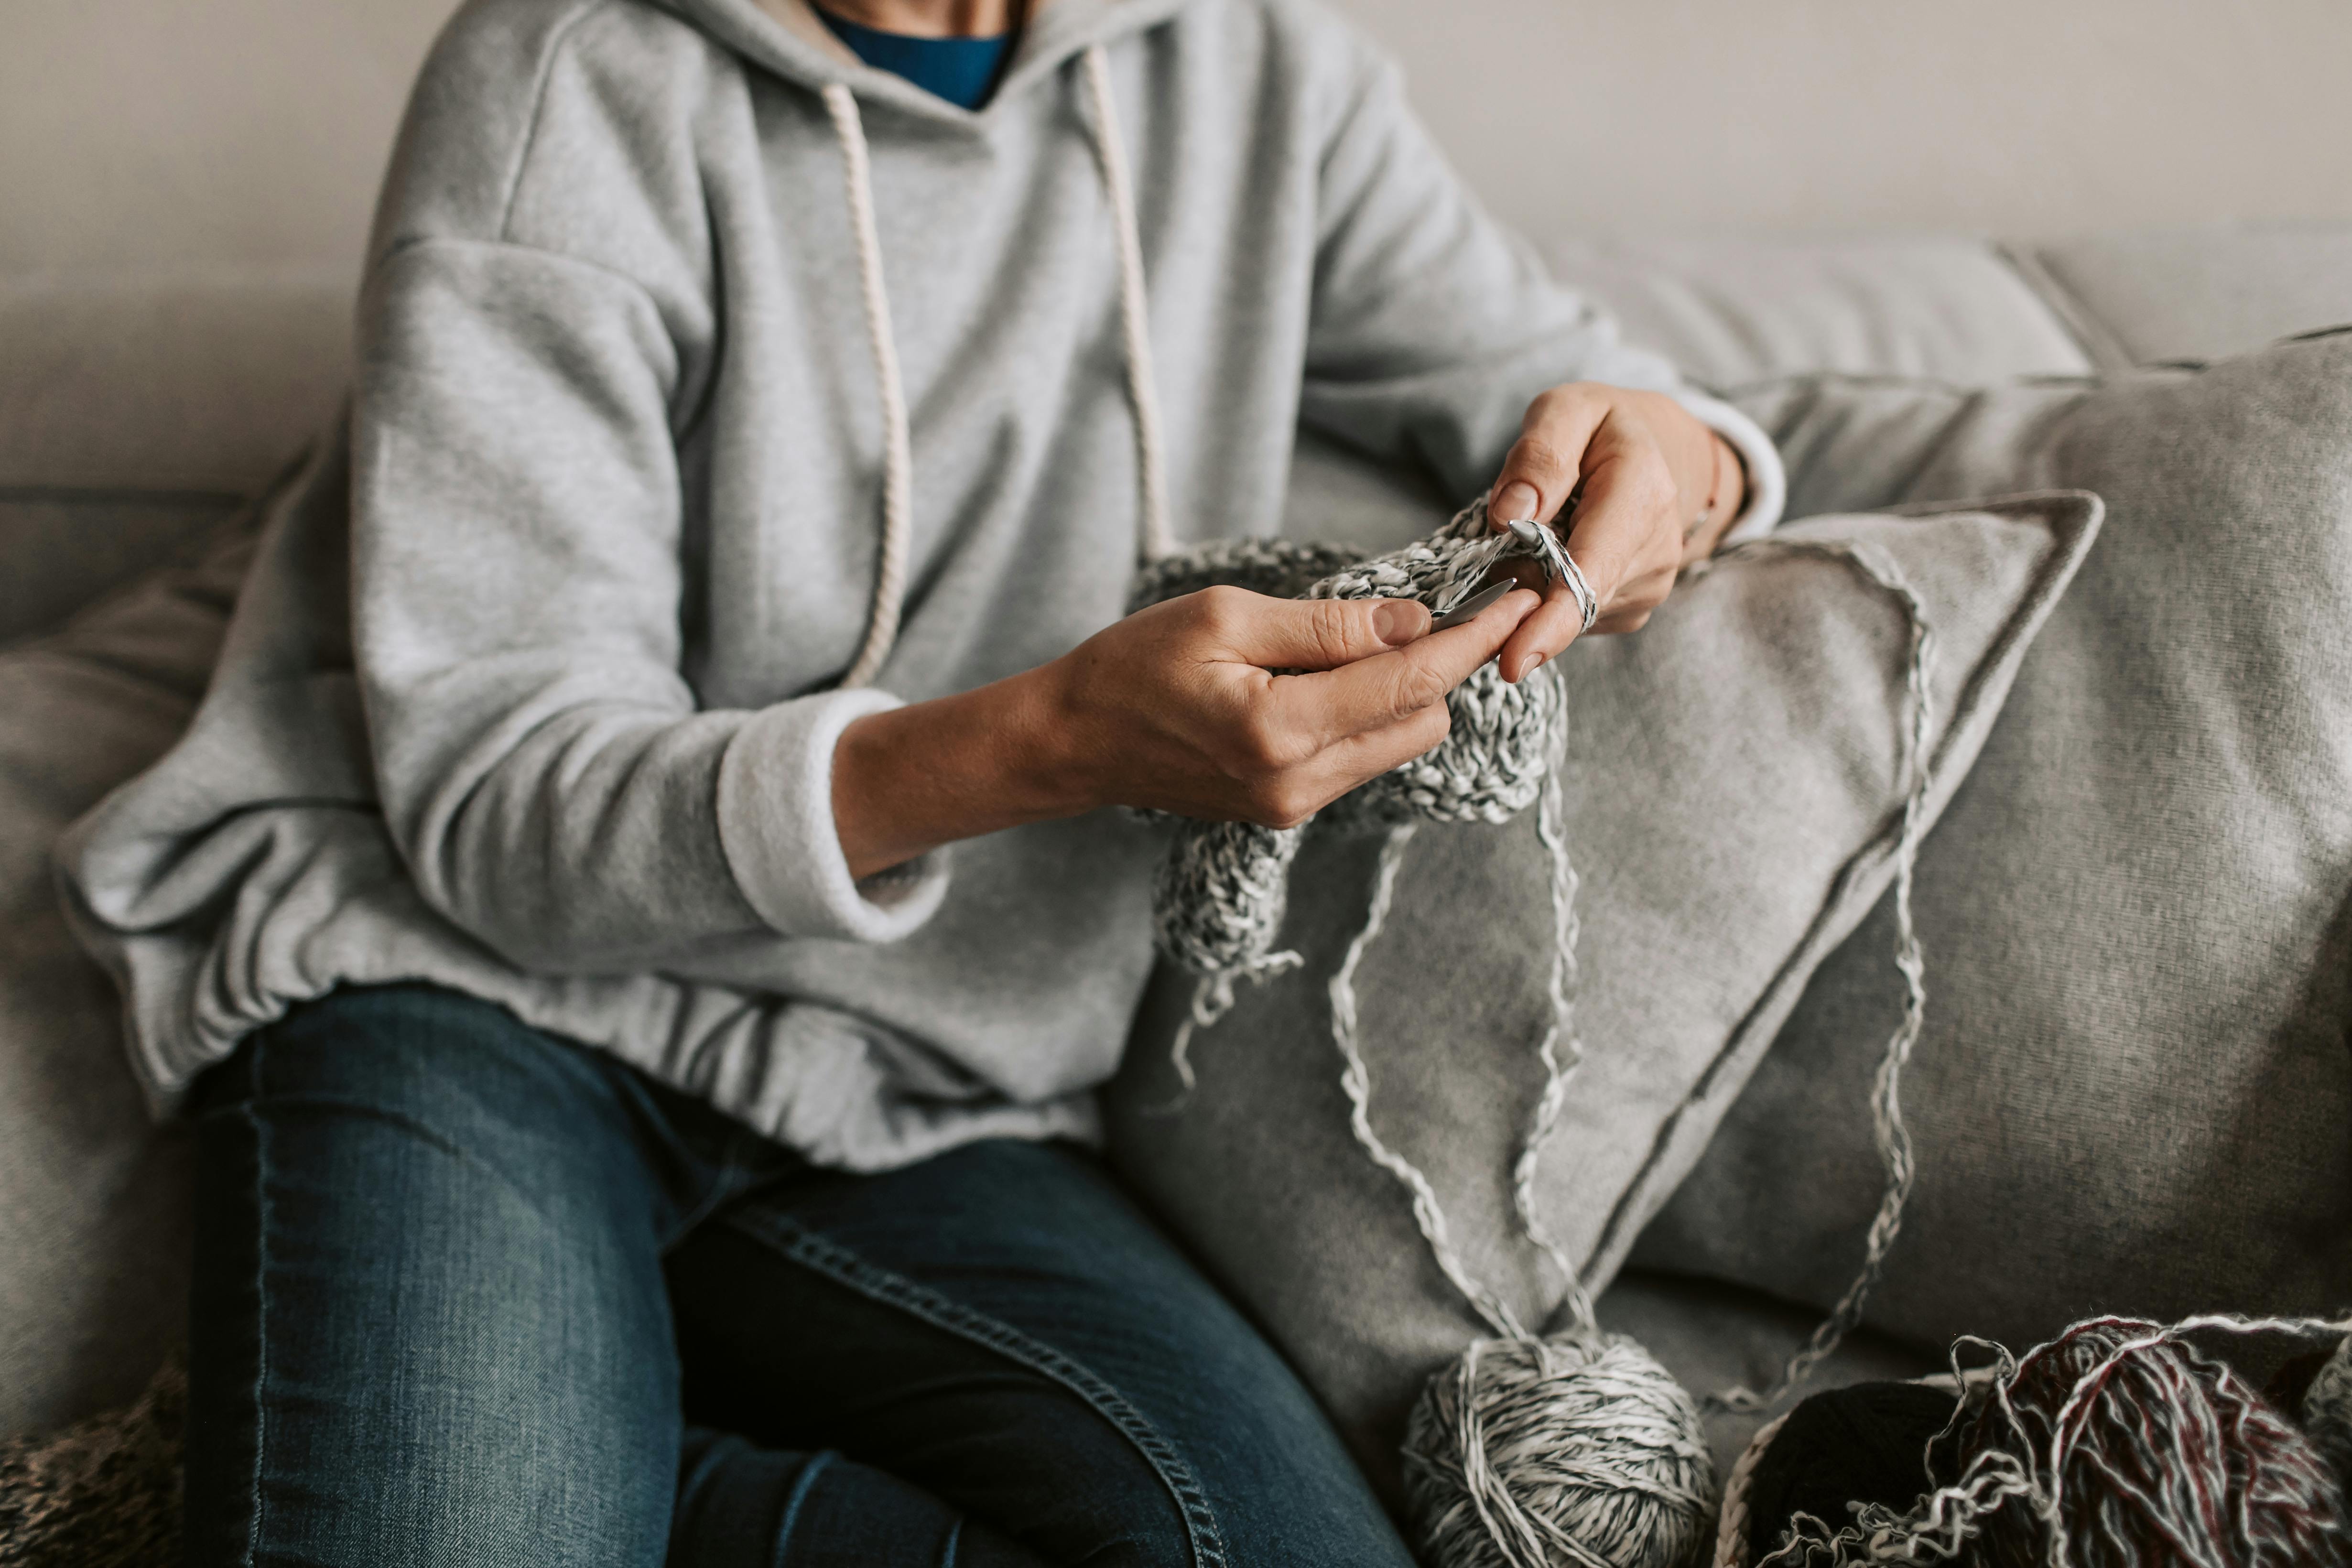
[192,984,660,1205]
[184,982,683,1567]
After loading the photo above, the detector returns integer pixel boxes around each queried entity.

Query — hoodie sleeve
[353,237,946,974]
[1297,49,1784,541]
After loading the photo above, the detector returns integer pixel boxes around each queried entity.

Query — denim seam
[242,1040,276,1566]
[720,1208,1230,1568]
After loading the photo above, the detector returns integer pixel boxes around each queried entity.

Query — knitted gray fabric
[0,1352,182,1567]
[1133,500,1564,1006]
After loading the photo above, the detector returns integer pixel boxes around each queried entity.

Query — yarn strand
[1514,761,1599,1337]
[1710,537,1939,1415]
[1328,823,1530,1344]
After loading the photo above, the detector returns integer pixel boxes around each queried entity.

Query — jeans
[183,983,1412,1568]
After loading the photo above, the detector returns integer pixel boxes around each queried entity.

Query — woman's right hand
[831,584,1538,880]
[1042,584,1539,828]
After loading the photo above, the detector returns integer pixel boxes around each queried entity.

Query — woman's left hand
[1484,382,1746,682]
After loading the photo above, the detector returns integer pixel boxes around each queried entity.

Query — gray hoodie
[59,0,1784,1168]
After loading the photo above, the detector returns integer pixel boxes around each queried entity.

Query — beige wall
[1359,0,2352,238]
[6,0,2349,279]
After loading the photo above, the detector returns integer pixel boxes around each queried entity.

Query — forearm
[832,666,1091,881]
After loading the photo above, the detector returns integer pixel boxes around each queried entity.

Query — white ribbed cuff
[715,688,950,943]
[1672,390,1788,545]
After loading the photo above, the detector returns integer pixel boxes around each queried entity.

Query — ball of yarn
[1402,1331,1716,1568]
[1921,1318,2352,1568]
[1741,1381,1959,1563]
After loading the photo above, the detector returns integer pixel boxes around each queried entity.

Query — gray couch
[8,226,2351,1483]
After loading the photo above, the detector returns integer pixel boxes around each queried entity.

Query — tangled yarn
[1135,508,1950,1568]
[1754,1315,2352,1568]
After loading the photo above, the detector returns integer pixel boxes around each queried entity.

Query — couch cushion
[0,514,255,1438]
[0,273,346,642]
[1106,493,2099,1494]
[1637,331,2352,1355]
[1542,236,2094,389]
[2021,226,2352,368]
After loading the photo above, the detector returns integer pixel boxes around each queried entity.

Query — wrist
[831,666,1098,882]
[1637,389,1722,520]
[999,656,1107,821]
[1702,433,1744,526]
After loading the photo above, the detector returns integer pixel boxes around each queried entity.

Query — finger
[1495,578,1587,682]
[1562,418,1678,605]
[1500,548,1676,673]
[1192,585,1431,671]
[1270,587,1537,744]
[1497,422,1678,678]
[1487,389,1607,528]
[1315,701,1454,789]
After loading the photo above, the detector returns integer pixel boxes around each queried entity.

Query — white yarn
[1702,538,1939,1412]
[1517,767,1599,1338]
[824,47,1172,688]
[1331,824,1529,1343]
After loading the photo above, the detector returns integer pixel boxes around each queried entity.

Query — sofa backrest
[0,276,350,644]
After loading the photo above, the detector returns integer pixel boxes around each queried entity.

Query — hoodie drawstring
[821,44,1171,691]
[1078,43,1175,566]
[821,80,916,691]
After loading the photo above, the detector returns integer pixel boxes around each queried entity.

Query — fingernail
[1372,598,1427,646]
[1493,481,1539,522]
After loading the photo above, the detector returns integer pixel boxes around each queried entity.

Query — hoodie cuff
[1671,390,1788,546]
[716,688,950,943]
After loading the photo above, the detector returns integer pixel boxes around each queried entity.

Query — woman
[62,0,1783,1560]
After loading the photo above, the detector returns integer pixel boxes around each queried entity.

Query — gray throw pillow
[1104,494,2101,1493]
[0,514,254,1438]
[1636,329,2352,1354]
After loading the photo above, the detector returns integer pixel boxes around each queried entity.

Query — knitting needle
[1429,580,1515,631]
